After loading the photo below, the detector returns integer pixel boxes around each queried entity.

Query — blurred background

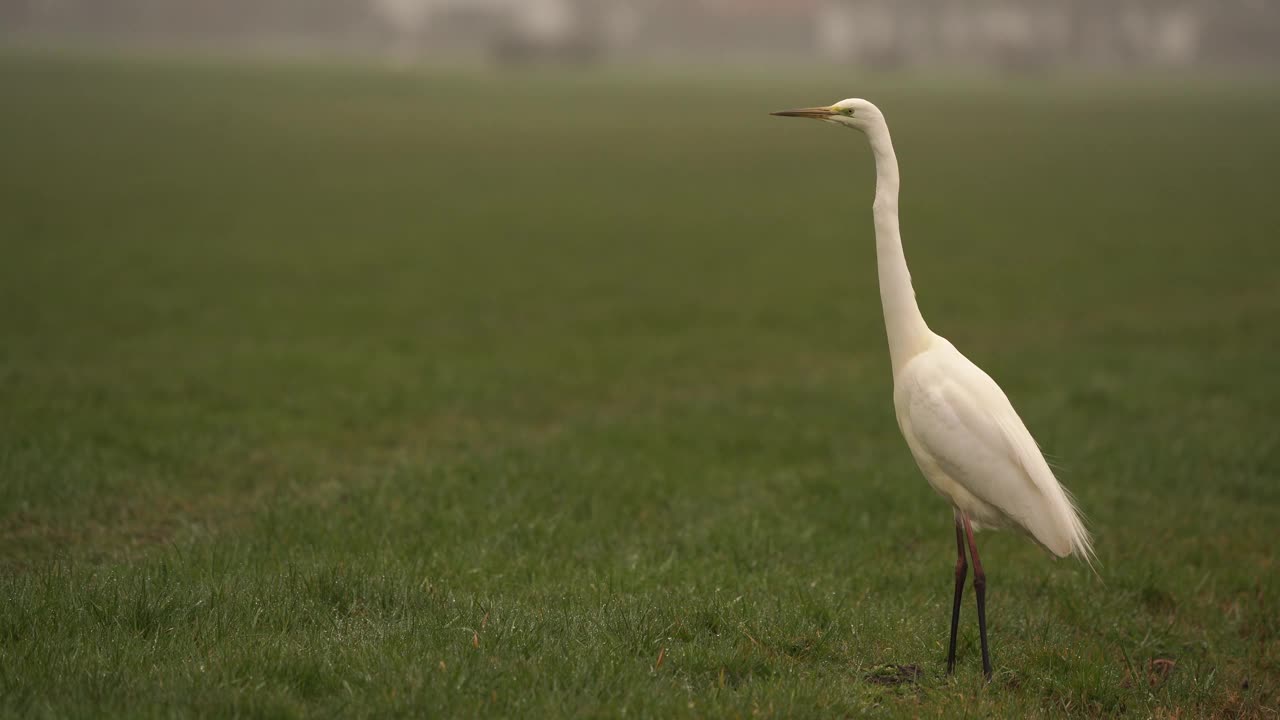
[3,1,1279,717]
[3,0,1279,69]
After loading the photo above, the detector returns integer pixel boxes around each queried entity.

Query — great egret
[772,99,1094,680]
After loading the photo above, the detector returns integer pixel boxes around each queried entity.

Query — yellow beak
[770,106,837,119]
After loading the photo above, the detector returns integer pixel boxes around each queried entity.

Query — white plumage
[774,97,1094,679]
[895,336,1093,562]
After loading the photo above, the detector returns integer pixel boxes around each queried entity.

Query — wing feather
[901,345,1094,564]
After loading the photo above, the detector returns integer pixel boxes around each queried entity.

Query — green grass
[2,52,1279,717]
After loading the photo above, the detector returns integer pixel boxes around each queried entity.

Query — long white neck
[865,119,931,374]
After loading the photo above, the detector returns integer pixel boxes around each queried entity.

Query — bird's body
[894,336,1091,559]
[773,97,1093,679]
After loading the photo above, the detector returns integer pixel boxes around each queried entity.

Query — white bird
[772,99,1094,680]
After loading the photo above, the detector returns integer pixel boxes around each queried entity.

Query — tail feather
[991,412,1097,573]
[1059,484,1098,574]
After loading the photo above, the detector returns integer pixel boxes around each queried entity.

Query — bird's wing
[900,346,1092,561]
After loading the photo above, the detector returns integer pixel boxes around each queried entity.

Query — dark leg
[947,518,967,675]
[961,514,992,681]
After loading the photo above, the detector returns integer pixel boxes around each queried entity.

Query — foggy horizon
[3,0,1279,70]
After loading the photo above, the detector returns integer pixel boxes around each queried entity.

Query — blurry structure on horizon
[1,0,1277,69]
[817,1,1205,69]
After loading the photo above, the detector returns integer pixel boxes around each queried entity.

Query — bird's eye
[842,108,855,116]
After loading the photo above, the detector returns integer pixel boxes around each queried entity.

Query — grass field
[1,52,1279,717]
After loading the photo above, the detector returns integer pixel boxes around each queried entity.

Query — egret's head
[771,98,883,132]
